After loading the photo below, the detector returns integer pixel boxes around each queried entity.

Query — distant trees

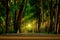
[0,0,60,34]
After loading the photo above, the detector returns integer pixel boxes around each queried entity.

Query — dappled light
[0,0,60,34]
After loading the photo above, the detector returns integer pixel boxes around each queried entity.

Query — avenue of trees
[0,0,60,34]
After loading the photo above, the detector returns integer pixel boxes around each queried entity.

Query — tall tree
[48,0,53,33]
[54,0,59,34]
[6,0,10,33]
[41,0,44,23]
[38,0,44,32]
[37,0,41,32]
[14,0,19,33]
[14,0,26,33]
[58,0,60,33]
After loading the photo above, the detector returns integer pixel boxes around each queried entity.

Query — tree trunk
[6,0,10,33]
[41,0,44,23]
[14,0,19,33]
[58,0,60,34]
[14,0,26,33]
[38,0,44,32]
[54,0,59,34]
[48,0,53,33]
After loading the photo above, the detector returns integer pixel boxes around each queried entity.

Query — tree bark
[54,0,59,34]
[6,0,10,33]
[48,0,53,33]
[14,0,19,33]
[38,0,44,32]
[14,0,26,33]
[41,0,44,23]
[58,0,60,34]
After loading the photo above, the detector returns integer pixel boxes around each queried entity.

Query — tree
[58,0,60,33]
[48,0,53,33]
[54,0,59,34]
[14,0,26,33]
[6,0,10,33]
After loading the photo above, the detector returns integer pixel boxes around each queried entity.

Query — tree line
[0,0,60,34]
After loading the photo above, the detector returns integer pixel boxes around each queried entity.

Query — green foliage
[0,0,59,34]
[10,0,23,19]
[10,3,16,19]
[0,2,6,17]
[0,27,2,33]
